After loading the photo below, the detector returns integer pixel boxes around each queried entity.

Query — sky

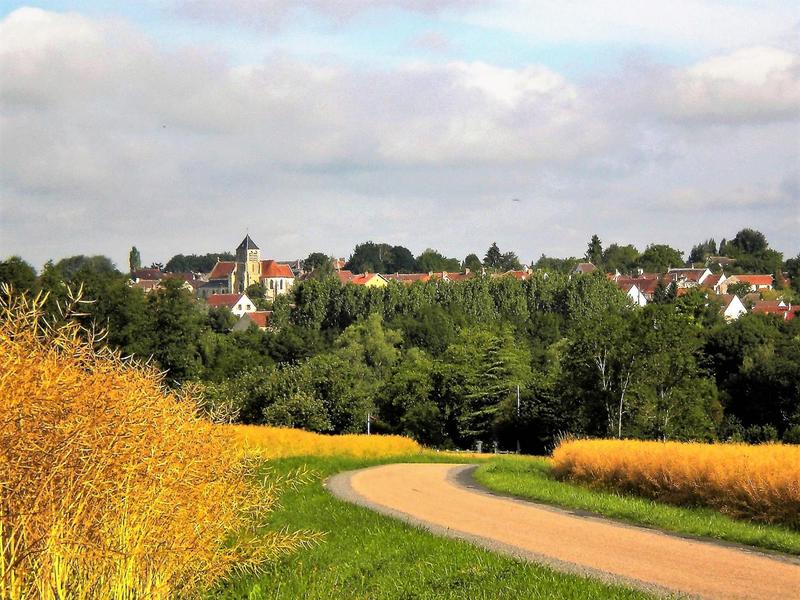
[1,1,798,270]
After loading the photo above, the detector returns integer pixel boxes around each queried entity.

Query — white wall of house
[262,277,294,300]
[723,296,747,321]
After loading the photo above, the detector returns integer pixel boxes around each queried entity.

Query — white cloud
[1,7,798,269]
[461,0,798,52]
[661,46,800,123]
[173,0,475,28]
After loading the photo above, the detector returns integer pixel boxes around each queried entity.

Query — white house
[205,293,257,317]
[720,294,747,321]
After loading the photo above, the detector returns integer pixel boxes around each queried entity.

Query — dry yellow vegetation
[0,290,314,600]
[226,424,423,458]
[552,439,800,528]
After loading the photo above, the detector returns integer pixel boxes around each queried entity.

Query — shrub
[0,289,314,599]
[226,425,422,458]
[552,438,800,529]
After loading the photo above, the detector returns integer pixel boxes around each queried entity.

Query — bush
[552,438,800,528]
[0,290,313,599]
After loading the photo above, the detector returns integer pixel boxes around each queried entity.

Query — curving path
[325,463,800,600]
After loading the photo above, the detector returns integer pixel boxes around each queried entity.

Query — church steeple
[237,234,259,252]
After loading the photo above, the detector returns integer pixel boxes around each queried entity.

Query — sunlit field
[552,439,800,528]
[0,291,314,600]
[225,424,423,458]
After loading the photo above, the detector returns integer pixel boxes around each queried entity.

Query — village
[127,234,797,332]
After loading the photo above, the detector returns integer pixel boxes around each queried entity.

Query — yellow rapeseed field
[226,424,423,458]
[552,439,800,528]
[0,290,314,600]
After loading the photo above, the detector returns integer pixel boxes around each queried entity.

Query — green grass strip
[210,454,655,599]
[474,456,800,556]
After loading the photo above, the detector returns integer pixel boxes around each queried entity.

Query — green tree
[499,251,522,271]
[304,252,331,272]
[147,278,205,383]
[463,253,482,273]
[585,234,603,266]
[128,246,142,273]
[0,256,37,293]
[484,242,502,269]
[602,244,640,274]
[639,244,684,272]
[245,282,271,310]
[165,253,234,273]
[416,249,461,273]
[55,255,118,280]
[688,239,717,265]
[729,228,768,255]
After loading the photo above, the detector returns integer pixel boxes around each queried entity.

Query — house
[498,268,530,281]
[700,273,727,294]
[573,262,597,274]
[666,268,712,287]
[706,256,736,269]
[206,293,256,317]
[129,272,197,295]
[336,271,389,287]
[752,300,796,320]
[722,274,774,293]
[382,273,432,284]
[718,294,747,321]
[202,235,295,300]
[612,274,669,302]
[617,282,648,306]
[232,310,274,331]
[431,271,475,282]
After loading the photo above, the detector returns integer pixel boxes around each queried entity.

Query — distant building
[232,310,274,331]
[722,274,774,293]
[573,262,597,274]
[206,293,256,317]
[718,295,747,321]
[201,235,295,300]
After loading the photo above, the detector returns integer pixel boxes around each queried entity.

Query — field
[552,439,800,529]
[226,424,423,458]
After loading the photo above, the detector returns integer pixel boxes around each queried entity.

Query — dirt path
[325,463,800,600]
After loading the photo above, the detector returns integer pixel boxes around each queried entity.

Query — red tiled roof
[209,261,236,279]
[348,273,383,285]
[702,274,722,288]
[261,260,294,278]
[502,270,529,280]
[667,268,707,282]
[131,279,160,292]
[574,262,597,273]
[732,274,773,286]
[383,273,431,283]
[752,301,794,320]
[131,269,165,280]
[336,270,355,284]
[206,294,244,308]
[247,311,272,328]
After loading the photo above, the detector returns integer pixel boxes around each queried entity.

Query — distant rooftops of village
[127,234,795,325]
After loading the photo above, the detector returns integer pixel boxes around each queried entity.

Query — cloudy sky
[1,1,798,270]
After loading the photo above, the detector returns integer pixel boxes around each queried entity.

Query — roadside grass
[210,454,655,600]
[474,456,800,556]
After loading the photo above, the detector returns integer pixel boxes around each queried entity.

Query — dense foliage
[2,228,798,452]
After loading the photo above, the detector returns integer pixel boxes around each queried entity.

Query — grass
[474,456,800,556]
[210,454,655,600]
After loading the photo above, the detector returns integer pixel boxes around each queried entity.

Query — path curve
[325,463,800,600]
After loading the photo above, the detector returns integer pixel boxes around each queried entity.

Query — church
[200,235,295,301]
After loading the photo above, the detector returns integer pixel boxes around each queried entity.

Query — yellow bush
[552,439,800,528]
[0,290,313,600]
[226,424,422,458]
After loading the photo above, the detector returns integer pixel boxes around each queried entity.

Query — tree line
[2,249,798,451]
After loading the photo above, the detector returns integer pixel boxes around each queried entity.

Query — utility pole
[367,412,371,435]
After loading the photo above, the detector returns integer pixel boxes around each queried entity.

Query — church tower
[234,234,261,292]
